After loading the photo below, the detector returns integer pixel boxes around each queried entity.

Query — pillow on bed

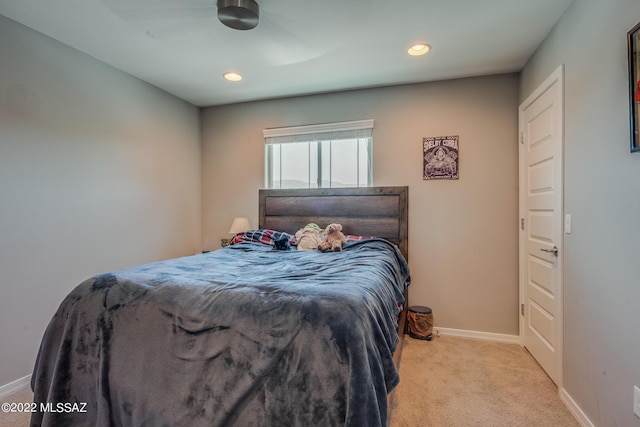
[230,229,294,246]
[346,234,377,242]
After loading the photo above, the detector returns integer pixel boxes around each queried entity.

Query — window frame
[263,119,374,189]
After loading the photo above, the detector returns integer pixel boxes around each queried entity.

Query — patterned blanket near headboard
[31,239,410,427]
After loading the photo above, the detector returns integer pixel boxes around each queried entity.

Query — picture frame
[423,135,459,180]
[627,21,640,152]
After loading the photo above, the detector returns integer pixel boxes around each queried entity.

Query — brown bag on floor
[408,306,433,340]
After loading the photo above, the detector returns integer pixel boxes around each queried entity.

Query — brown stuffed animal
[318,223,347,252]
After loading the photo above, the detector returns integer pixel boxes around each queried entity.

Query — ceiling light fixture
[408,43,431,56]
[223,72,243,82]
[217,0,260,31]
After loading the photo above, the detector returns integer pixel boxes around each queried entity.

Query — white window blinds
[263,120,373,189]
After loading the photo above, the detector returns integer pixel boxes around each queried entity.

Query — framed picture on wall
[627,21,640,152]
[423,135,459,180]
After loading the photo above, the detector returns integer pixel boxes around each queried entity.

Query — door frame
[518,64,564,388]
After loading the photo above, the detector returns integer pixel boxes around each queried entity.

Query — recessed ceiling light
[408,43,431,56]
[223,72,242,82]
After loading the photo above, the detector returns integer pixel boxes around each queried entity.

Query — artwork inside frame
[423,135,459,180]
[628,21,640,152]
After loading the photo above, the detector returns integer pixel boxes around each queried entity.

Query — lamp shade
[229,217,251,234]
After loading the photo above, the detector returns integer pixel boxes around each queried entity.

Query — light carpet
[389,335,579,426]
[0,387,31,427]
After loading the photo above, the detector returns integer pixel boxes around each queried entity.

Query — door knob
[540,246,558,257]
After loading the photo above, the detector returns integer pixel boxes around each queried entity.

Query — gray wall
[201,74,520,338]
[0,16,201,386]
[521,0,640,425]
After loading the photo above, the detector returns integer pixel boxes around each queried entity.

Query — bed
[30,186,410,427]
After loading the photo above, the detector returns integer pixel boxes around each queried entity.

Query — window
[264,120,373,189]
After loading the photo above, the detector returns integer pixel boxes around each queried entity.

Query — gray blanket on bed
[31,239,409,427]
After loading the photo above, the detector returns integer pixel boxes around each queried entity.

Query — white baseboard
[0,375,31,398]
[559,387,595,427]
[434,326,521,344]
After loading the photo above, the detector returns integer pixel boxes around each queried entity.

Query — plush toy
[294,223,323,250]
[318,223,347,252]
[272,235,291,251]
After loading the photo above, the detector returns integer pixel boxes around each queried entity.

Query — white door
[519,66,564,386]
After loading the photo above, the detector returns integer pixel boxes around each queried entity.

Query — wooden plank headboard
[259,186,408,260]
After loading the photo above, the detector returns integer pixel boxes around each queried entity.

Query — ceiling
[0,0,572,107]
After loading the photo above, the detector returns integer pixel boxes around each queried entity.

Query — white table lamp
[229,217,251,235]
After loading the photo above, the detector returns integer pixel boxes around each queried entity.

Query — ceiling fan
[101,0,352,66]
[216,0,260,31]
